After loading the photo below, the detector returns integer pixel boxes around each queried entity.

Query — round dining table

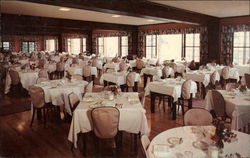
[147,126,250,158]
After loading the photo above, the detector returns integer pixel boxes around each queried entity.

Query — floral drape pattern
[220,24,249,65]
[138,27,208,63]
[92,31,132,56]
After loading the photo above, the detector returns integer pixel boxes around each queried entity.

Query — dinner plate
[192,141,209,151]
[167,137,183,145]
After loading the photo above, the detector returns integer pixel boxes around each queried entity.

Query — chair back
[169,63,177,72]
[210,71,220,85]
[141,135,150,158]
[126,72,136,87]
[181,80,192,99]
[82,65,91,77]
[162,66,170,78]
[72,57,79,64]
[225,83,238,91]
[244,73,250,89]
[68,92,80,112]
[119,62,127,71]
[29,86,45,108]
[36,77,48,84]
[211,90,226,118]
[9,70,20,85]
[91,107,119,139]
[136,60,144,69]
[85,81,93,93]
[56,62,65,71]
[184,108,213,126]
[38,69,48,78]
[221,66,230,79]
[71,74,83,80]
[92,58,97,67]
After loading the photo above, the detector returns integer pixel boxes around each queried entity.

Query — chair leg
[43,107,46,128]
[30,108,36,127]
[181,99,184,115]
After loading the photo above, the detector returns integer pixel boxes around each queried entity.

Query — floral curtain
[92,31,132,56]
[220,24,249,65]
[138,27,208,63]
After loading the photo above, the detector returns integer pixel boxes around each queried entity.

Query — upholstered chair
[36,77,48,84]
[68,92,80,113]
[162,65,171,79]
[126,71,136,92]
[184,108,213,126]
[178,79,193,114]
[209,70,220,89]
[38,69,49,79]
[119,61,127,72]
[136,59,144,73]
[141,135,150,158]
[91,107,120,156]
[82,65,91,81]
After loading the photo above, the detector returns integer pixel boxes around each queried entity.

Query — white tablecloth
[68,92,150,148]
[35,79,88,114]
[145,78,197,102]
[103,63,120,72]
[66,66,98,78]
[100,71,141,86]
[18,70,39,90]
[234,65,250,76]
[44,63,56,73]
[148,126,250,158]
[205,90,250,130]
[183,70,212,87]
[140,67,163,77]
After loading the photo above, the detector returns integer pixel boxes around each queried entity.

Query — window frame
[184,33,200,62]
[67,37,87,54]
[120,36,128,57]
[145,34,157,59]
[21,41,35,52]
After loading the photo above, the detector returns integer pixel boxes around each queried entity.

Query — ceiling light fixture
[59,8,70,11]
[147,19,155,22]
[112,15,121,18]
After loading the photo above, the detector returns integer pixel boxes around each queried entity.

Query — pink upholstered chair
[184,108,213,126]
[209,70,220,89]
[38,69,49,79]
[162,65,171,79]
[225,83,239,91]
[178,80,193,115]
[244,73,250,89]
[141,135,150,158]
[82,65,91,81]
[126,71,136,92]
[119,61,127,72]
[91,107,120,156]
[56,62,65,79]
[68,92,80,113]
[136,59,144,73]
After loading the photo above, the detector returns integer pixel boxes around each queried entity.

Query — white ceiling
[0,0,172,26]
[151,0,249,18]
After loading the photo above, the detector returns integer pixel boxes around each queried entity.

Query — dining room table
[140,66,164,88]
[147,126,250,158]
[65,65,98,78]
[103,62,120,72]
[145,78,197,120]
[234,65,250,77]
[100,71,141,91]
[34,78,88,117]
[68,92,150,148]
[205,89,250,131]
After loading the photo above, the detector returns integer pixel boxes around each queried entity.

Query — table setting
[148,126,250,158]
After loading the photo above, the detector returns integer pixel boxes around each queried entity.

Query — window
[121,36,128,57]
[45,39,56,52]
[146,35,157,58]
[98,37,104,56]
[2,42,10,51]
[157,34,182,62]
[22,41,35,52]
[98,37,119,57]
[82,38,87,52]
[185,33,200,62]
[233,31,250,65]
[67,38,87,55]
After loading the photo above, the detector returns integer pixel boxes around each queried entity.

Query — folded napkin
[153,144,171,158]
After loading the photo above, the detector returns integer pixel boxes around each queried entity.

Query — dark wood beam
[1,13,137,35]
[19,0,219,25]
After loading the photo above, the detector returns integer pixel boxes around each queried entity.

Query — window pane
[146,35,152,46]
[98,37,103,45]
[121,36,128,46]
[233,48,244,65]
[194,34,200,46]
[185,47,194,62]
[121,46,128,57]
[185,34,193,46]
[67,38,81,55]
[29,42,35,52]
[22,42,28,52]
[245,32,250,47]
[2,42,10,51]
[82,38,86,52]
[146,47,152,59]
[234,32,244,47]
[45,39,55,52]
[245,48,249,64]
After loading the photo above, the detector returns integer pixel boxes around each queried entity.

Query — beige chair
[119,61,127,72]
[38,69,49,79]
[29,86,52,127]
[71,74,83,80]
[141,135,150,158]
[82,65,91,81]
[91,107,120,156]
[211,90,231,122]
[221,66,230,80]
[162,66,171,79]
[36,77,48,84]
[184,108,213,126]
[169,63,177,73]
[209,70,220,89]
[9,70,20,86]
[126,71,136,92]
[178,80,193,114]
[92,58,98,67]
[68,92,80,113]
[56,62,65,79]
[85,81,93,93]
[136,59,144,72]
[225,83,238,91]
[244,73,250,89]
